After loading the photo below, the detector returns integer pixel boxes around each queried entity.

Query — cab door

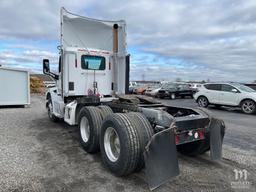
[63,52,77,96]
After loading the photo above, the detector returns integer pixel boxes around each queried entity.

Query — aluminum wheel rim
[80,116,90,143]
[242,101,255,113]
[199,97,207,107]
[104,127,120,162]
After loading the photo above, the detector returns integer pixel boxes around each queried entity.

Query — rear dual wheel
[100,113,153,176]
[78,105,113,154]
[78,106,102,153]
[127,112,154,171]
[98,105,113,119]
[78,106,154,175]
[100,113,140,176]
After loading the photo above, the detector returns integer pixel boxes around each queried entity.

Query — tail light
[198,130,205,139]
[175,135,180,144]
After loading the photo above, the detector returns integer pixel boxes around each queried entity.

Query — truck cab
[43,8,129,121]
[61,47,113,97]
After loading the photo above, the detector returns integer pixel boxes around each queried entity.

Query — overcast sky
[0,0,256,82]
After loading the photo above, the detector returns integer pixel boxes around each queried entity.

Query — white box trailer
[0,67,30,106]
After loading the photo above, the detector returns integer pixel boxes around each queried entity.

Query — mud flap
[210,118,224,160]
[144,128,179,190]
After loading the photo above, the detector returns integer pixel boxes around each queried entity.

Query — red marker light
[198,130,204,139]
[175,135,180,144]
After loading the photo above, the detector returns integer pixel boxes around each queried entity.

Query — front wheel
[47,99,59,122]
[197,96,209,108]
[241,100,256,114]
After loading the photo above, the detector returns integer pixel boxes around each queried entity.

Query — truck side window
[204,84,221,91]
[221,84,235,92]
[81,55,106,70]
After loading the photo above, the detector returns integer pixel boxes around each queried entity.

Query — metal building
[0,67,30,106]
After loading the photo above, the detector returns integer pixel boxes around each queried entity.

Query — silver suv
[194,83,256,114]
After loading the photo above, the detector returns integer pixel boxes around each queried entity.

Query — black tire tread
[100,113,140,176]
[98,105,113,119]
[78,106,102,153]
[47,99,59,122]
[127,112,154,171]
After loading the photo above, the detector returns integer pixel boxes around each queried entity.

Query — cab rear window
[81,55,106,70]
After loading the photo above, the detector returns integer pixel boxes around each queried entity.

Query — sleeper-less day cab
[43,8,226,190]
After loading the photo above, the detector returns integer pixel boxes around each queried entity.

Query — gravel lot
[0,94,255,192]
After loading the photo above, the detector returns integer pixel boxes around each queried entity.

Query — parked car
[145,84,161,97]
[156,83,194,99]
[156,83,176,99]
[133,84,148,95]
[244,83,256,91]
[176,83,195,98]
[129,81,137,94]
[190,83,202,92]
[194,83,256,114]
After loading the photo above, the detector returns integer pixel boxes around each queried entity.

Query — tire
[47,99,59,122]
[177,119,225,156]
[127,112,154,171]
[170,93,176,100]
[100,113,140,176]
[98,105,113,120]
[197,96,209,108]
[241,99,256,114]
[78,106,102,153]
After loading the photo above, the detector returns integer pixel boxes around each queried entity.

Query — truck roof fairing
[61,7,127,54]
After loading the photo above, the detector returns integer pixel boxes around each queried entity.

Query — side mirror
[43,59,50,73]
[231,88,238,93]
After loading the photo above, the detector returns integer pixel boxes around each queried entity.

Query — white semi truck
[43,8,225,190]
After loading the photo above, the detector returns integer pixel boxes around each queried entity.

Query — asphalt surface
[0,95,255,192]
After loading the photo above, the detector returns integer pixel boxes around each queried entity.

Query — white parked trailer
[0,67,30,106]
